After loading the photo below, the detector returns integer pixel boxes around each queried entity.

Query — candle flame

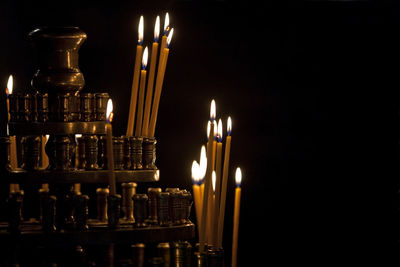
[6,75,13,95]
[227,116,232,136]
[45,134,50,144]
[138,16,144,45]
[210,100,216,121]
[212,171,216,193]
[166,28,174,48]
[217,119,223,142]
[191,160,200,184]
[154,16,160,42]
[106,99,114,123]
[235,167,242,187]
[199,145,207,180]
[142,46,149,69]
[164,12,169,34]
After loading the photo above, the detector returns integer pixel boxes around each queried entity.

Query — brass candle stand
[0,27,196,267]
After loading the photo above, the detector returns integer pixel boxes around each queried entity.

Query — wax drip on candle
[235,167,242,187]
[138,16,144,45]
[142,46,149,69]
[163,13,170,35]
[154,16,160,42]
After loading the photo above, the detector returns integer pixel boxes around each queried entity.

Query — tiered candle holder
[0,27,195,267]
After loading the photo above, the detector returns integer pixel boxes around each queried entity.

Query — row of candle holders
[7,185,192,233]
[8,92,109,122]
[0,241,223,266]
[0,135,156,171]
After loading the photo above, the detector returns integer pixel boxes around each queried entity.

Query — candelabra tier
[4,169,159,184]
[0,222,194,246]
[9,122,107,135]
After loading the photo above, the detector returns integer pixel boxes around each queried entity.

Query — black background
[0,0,398,265]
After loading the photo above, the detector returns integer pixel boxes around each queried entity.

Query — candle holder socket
[143,137,157,169]
[37,92,49,122]
[76,136,85,169]
[7,190,24,233]
[21,136,41,171]
[95,92,109,121]
[131,243,145,267]
[9,93,20,122]
[107,194,121,229]
[121,182,136,222]
[18,93,32,123]
[129,136,143,170]
[182,190,193,224]
[74,194,89,230]
[54,136,72,170]
[0,137,11,171]
[96,188,109,222]
[80,93,94,122]
[122,136,131,169]
[113,136,124,170]
[147,187,161,225]
[157,242,170,266]
[41,194,57,232]
[100,136,124,170]
[133,193,148,228]
[207,247,224,267]
[70,92,80,121]
[157,192,170,227]
[30,93,38,122]
[83,135,98,170]
[171,241,192,266]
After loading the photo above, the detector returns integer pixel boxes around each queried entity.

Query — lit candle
[6,75,12,123]
[148,28,174,137]
[106,99,116,195]
[126,16,144,137]
[135,46,149,136]
[191,160,201,237]
[212,119,223,247]
[6,75,17,169]
[211,120,217,170]
[199,100,216,253]
[142,16,160,137]
[232,167,242,267]
[159,13,170,56]
[207,170,216,245]
[6,75,17,193]
[217,116,232,248]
